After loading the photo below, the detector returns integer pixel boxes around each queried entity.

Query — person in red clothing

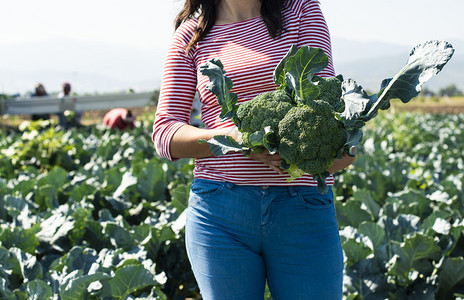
[102,108,135,130]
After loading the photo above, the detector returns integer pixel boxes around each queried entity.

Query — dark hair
[175,0,286,53]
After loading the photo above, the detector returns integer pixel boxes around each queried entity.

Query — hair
[175,0,287,53]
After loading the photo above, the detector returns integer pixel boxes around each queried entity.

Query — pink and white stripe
[153,0,336,186]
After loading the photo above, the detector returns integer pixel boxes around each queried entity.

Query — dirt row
[1,104,464,130]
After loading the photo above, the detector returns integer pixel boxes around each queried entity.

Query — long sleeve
[152,22,198,161]
[150,0,337,186]
[297,0,335,77]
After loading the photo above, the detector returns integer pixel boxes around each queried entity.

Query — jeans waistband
[192,178,302,197]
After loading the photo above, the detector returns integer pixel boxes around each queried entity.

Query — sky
[0,0,462,94]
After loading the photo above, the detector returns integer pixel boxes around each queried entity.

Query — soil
[80,106,157,125]
[392,104,464,114]
[0,106,157,129]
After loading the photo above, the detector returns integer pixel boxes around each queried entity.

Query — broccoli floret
[236,90,294,149]
[312,75,345,112]
[278,100,347,175]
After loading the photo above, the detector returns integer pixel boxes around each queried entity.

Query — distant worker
[103,108,135,130]
[31,83,50,121]
[57,82,83,127]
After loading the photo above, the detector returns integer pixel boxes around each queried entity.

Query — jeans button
[262,185,269,190]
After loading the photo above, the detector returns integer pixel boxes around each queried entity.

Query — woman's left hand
[248,149,284,174]
[326,147,357,174]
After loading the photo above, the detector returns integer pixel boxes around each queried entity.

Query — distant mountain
[0,38,462,95]
[0,38,166,94]
[331,38,464,92]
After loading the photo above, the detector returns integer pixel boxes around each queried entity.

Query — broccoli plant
[199,40,454,194]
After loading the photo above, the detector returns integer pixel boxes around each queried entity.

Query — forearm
[326,148,357,174]
[170,125,232,159]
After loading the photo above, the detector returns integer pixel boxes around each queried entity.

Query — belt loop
[224,181,235,189]
[288,186,298,197]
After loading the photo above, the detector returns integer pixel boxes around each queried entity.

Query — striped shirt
[153,0,336,186]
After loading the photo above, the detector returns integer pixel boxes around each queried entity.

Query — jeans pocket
[297,186,334,209]
[190,179,227,197]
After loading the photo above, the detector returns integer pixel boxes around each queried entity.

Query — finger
[268,159,283,166]
[268,164,284,174]
[351,146,357,156]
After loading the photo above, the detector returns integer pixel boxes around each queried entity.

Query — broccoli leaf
[199,135,248,156]
[273,44,299,86]
[341,40,454,125]
[339,78,373,129]
[281,162,306,182]
[248,126,278,154]
[282,46,329,105]
[339,40,454,152]
[199,58,239,124]
[371,40,454,114]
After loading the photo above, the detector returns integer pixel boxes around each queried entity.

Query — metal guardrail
[0,92,153,115]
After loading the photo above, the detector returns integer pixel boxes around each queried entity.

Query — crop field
[0,111,463,299]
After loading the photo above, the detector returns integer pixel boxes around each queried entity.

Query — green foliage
[0,119,195,299]
[336,112,464,299]
[1,111,464,299]
[438,84,463,97]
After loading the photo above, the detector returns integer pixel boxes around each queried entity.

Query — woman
[153,0,355,298]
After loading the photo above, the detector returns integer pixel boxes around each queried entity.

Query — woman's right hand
[225,126,283,174]
[224,126,242,143]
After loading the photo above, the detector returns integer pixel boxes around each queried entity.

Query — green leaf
[61,247,99,275]
[100,264,157,299]
[25,279,53,300]
[437,257,464,300]
[60,271,109,300]
[199,135,247,156]
[358,222,389,267]
[388,234,441,281]
[9,247,43,282]
[37,166,68,190]
[248,126,278,154]
[341,40,454,125]
[113,171,137,199]
[358,222,386,249]
[199,58,239,123]
[0,277,15,300]
[343,258,390,299]
[0,246,14,274]
[335,200,371,228]
[169,183,190,214]
[0,226,40,255]
[284,46,328,104]
[372,41,454,112]
[136,159,167,201]
[105,223,135,252]
[69,183,96,202]
[273,44,299,86]
[342,239,372,267]
[283,163,305,182]
[353,190,380,221]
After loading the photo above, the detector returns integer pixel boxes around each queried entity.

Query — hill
[0,39,166,94]
[332,38,464,92]
[0,38,461,95]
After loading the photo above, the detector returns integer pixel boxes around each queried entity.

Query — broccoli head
[312,75,344,112]
[236,90,294,149]
[278,100,347,175]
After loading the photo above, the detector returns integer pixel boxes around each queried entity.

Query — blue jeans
[185,179,344,300]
